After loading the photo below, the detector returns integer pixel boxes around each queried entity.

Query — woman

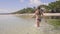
[33,6,44,27]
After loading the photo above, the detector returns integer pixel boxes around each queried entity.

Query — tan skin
[33,9,44,27]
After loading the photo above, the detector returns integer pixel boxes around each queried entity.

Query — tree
[48,0,60,13]
[12,7,35,14]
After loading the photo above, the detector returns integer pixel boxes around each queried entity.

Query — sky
[0,0,56,13]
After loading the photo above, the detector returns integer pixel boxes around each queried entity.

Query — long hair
[37,6,41,14]
[34,6,41,12]
[37,6,41,10]
[34,6,41,15]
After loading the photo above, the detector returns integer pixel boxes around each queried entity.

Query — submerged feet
[34,24,40,29]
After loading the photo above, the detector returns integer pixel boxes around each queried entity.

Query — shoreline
[0,13,60,16]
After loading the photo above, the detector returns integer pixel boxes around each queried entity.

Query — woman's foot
[34,24,40,28]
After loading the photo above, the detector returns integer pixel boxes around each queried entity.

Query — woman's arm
[32,13,36,18]
[41,12,45,18]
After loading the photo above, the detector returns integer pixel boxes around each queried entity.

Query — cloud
[55,0,57,1]
[29,0,42,6]
[29,0,48,6]
[19,0,24,3]
[43,3,49,5]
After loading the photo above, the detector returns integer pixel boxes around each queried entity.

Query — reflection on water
[0,15,60,34]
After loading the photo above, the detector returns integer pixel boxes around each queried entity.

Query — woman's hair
[34,6,41,12]
[37,6,41,10]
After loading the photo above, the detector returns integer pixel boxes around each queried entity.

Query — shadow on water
[0,15,60,34]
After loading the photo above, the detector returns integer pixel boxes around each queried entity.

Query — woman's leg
[36,19,40,27]
[37,21,40,27]
[36,18,41,27]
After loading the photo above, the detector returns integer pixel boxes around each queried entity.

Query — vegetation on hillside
[12,0,60,14]
[48,0,60,13]
[12,7,35,14]
[12,0,60,19]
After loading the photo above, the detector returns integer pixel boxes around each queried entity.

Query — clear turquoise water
[0,15,60,34]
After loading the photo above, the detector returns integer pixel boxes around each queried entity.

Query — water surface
[0,15,60,34]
